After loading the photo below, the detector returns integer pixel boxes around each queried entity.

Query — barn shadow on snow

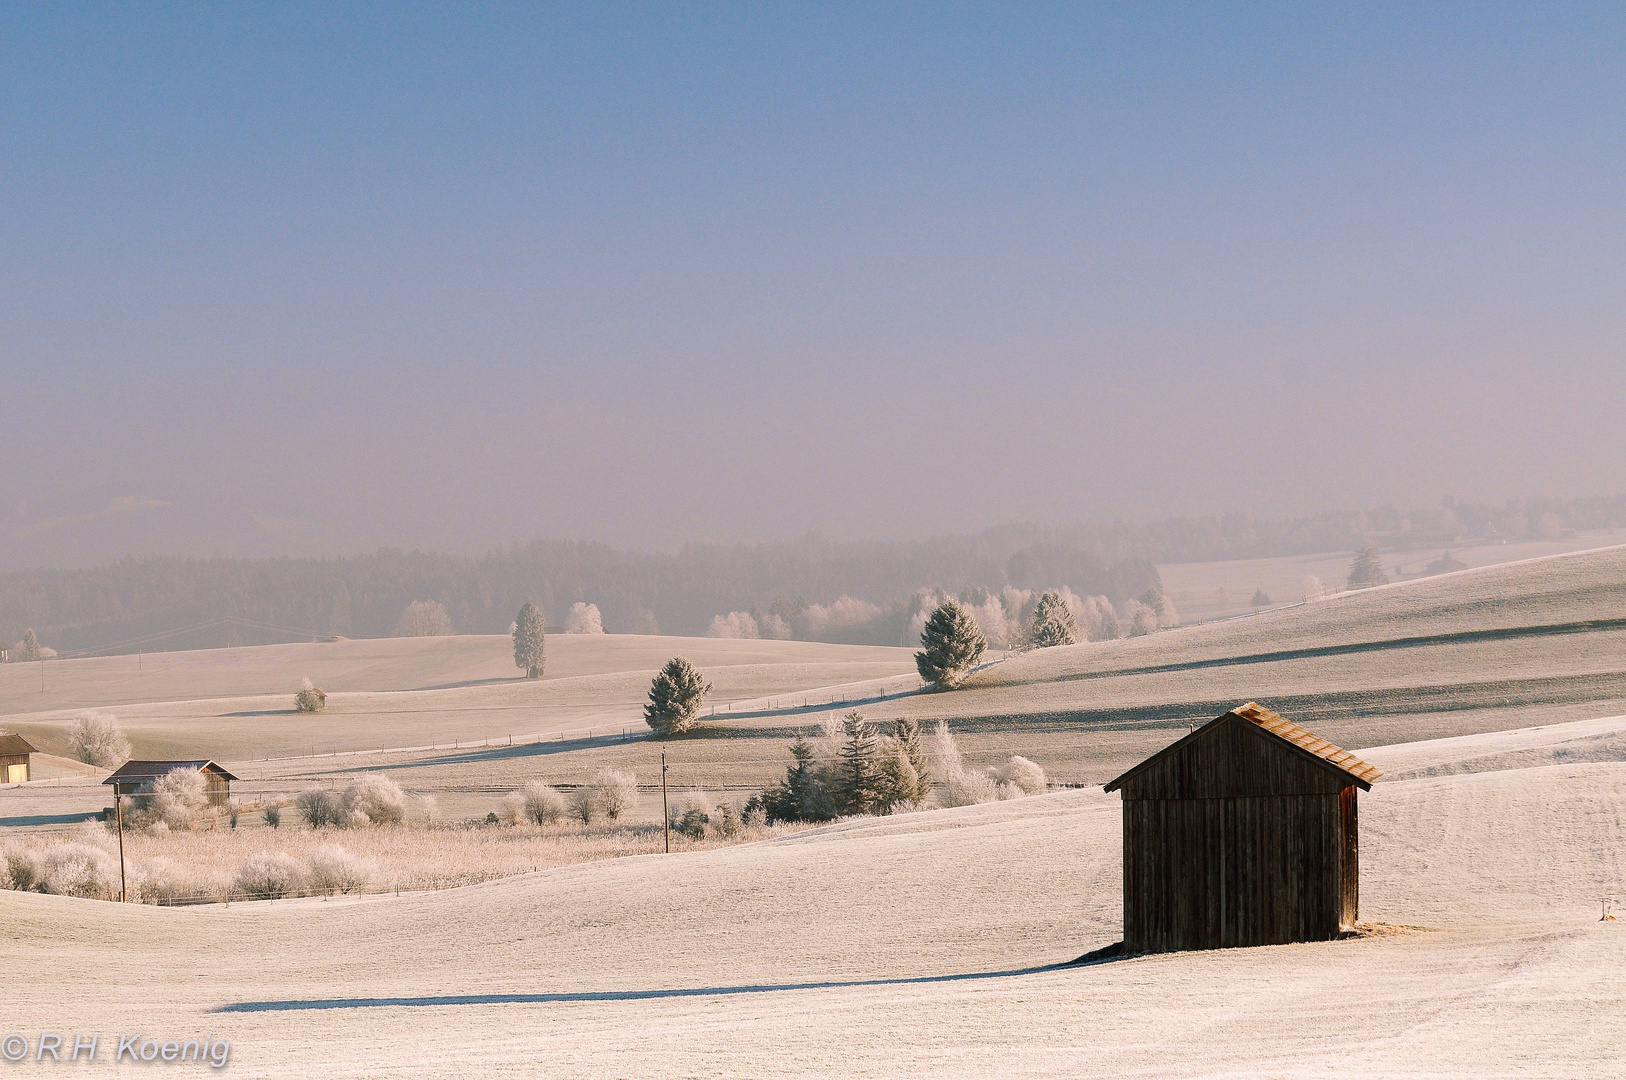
[215,953,1131,1013]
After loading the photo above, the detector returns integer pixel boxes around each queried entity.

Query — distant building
[103,760,239,808]
[1104,702,1382,954]
[0,734,37,784]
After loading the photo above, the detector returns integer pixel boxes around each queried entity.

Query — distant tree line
[3,493,1622,655]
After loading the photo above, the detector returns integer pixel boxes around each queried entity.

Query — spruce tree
[513,602,546,679]
[643,657,712,736]
[1027,592,1078,648]
[834,711,883,815]
[18,629,40,661]
[1347,546,1389,587]
[915,599,986,688]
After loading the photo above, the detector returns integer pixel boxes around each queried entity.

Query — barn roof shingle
[1104,701,1383,793]
[0,733,37,757]
[102,760,240,786]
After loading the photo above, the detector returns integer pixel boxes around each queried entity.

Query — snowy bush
[341,775,406,826]
[706,611,759,639]
[141,767,209,831]
[36,842,121,899]
[564,602,605,634]
[307,844,375,895]
[591,769,638,821]
[65,711,130,769]
[990,755,1048,796]
[396,600,452,637]
[233,853,306,900]
[1302,575,1326,601]
[135,857,196,904]
[1,842,40,891]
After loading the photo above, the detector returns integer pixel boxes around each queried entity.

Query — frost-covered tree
[915,599,986,689]
[706,611,759,639]
[564,602,604,634]
[65,712,130,769]
[396,600,452,637]
[643,657,712,736]
[18,629,41,662]
[1251,587,1272,607]
[834,712,884,816]
[1027,592,1078,648]
[1347,545,1389,587]
[513,601,546,679]
[1302,575,1326,601]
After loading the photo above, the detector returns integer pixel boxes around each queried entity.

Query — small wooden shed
[1104,702,1382,954]
[103,760,239,808]
[0,734,37,784]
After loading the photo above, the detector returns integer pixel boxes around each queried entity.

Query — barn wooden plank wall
[1107,704,1375,954]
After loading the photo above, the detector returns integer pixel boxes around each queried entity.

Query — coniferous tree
[915,599,986,688]
[834,711,884,815]
[18,629,40,661]
[1027,592,1078,648]
[643,657,712,736]
[1347,546,1389,587]
[513,602,546,679]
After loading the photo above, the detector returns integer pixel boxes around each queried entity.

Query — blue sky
[3,4,1623,566]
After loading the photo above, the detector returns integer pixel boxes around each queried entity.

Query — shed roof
[1103,701,1382,794]
[103,760,240,786]
[0,733,38,756]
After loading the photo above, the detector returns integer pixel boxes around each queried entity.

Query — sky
[3,3,1624,569]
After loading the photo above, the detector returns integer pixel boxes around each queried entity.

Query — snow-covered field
[5,546,1626,1076]
[4,713,1623,1078]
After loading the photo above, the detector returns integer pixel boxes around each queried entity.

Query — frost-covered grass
[1,815,813,904]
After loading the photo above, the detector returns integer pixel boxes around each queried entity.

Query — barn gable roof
[102,760,240,786]
[1103,702,1382,794]
[0,733,38,756]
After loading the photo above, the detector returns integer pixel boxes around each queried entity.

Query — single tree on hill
[915,599,986,689]
[396,600,452,637]
[513,601,546,679]
[1347,546,1389,587]
[18,629,41,662]
[1027,592,1078,648]
[644,657,712,736]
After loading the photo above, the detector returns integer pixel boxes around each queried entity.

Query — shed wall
[1122,791,1346,953]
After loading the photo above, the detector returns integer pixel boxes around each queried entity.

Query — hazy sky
[3,4,1624,569]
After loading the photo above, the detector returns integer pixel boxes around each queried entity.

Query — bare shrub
[512,780,563,825]
[592,769,638,821]
[233,853,306,900]
[709,799,743,839]
[37,843,120,899]
[497,791,525,825]
[564,602,605,634]
[990,755,1048,796]
[566,786,595,825]
[65,711,130,769]
[396,600,452,637]
[296,788,343,828]
[341,775,406,826]
[307,844,375,895]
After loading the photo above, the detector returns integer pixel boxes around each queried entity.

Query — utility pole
[661,751,670,853]
[114,786,128,902]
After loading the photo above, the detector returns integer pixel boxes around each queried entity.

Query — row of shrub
[748,712,1047,824]
[0,824,376,903]
[495,770,639,826]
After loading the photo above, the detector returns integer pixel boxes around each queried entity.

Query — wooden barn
[1104,702,1382,954]
[103,760,239,808]
[0,733,37,784]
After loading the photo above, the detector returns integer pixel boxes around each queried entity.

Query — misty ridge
[3,494,1622,658]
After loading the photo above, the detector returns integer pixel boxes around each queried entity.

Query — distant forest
[3,494,1622,657]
